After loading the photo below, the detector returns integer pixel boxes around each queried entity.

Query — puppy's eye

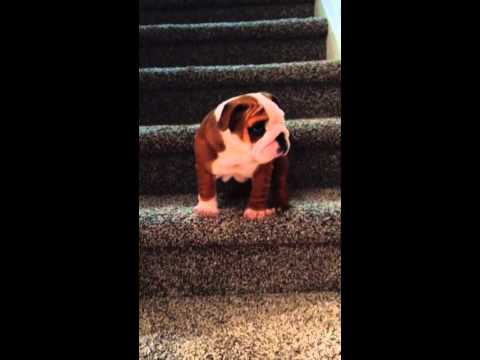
[248,121,266,139]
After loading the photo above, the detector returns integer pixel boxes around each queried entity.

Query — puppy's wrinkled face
[215,92,290,164]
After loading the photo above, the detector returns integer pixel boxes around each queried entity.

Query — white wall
[315,0,341,60]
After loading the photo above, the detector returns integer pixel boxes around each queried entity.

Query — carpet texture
[140,187,340,248]
[139,0,314,25]
[140,118,340,195]
[140,291,340,360]
[140,17,327,67]
[139,60,341,125]
[141,244,340,297]
[140,188,340,297]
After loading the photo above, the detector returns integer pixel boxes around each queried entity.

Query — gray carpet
[140,291,340,359]
[140,17,327,67]
[139,0,315,25]
[140,187,340,248]
[140,188,340,297]
[141,244,340,297]
[139,60,341,125]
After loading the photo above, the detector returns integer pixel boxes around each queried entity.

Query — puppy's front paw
[243,207,275,220]
[194,204,219,217]
[194,197,219,217]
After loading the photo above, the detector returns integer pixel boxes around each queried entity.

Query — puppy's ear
[261,92,280,107]
[217,102,249,132]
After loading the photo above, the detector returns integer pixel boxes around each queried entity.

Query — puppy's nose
[275,133,288,154]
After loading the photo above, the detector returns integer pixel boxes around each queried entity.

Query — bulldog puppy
[194,92,290,220]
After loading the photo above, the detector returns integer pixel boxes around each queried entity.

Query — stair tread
[140,16,327,67]
[140,187,340,248]
[140,0,312,10]
[140,60,341,125]
[140,117,340,156]
[140,17,327,43]
[140,60,340,89]
[140,1,313,25]
[140,290,340,360]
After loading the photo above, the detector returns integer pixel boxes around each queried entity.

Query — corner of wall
[315,0,341,61]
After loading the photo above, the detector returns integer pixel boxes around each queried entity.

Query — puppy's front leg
[194,163,219,217]
[244,162,276,220]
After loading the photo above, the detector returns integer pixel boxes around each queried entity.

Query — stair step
[140,17,327,67]
[140,187,340,297]
[139,60,341,125]
[140,187,340,248]
[140,118,340,195]
[140,0,314,25]
[141,243,340,297]
[140,291,340,359]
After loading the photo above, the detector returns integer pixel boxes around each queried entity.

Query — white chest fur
[210,131,259,183]
[211,156,258,182]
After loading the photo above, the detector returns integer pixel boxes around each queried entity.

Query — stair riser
[140,244,340,297]
[140,84,340,125]
[140,3,313,25]
[140,38,325,67]
[139,148,340,195]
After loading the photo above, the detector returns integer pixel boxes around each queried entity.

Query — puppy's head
[214,92,290,164]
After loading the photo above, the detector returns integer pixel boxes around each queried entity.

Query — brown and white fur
[194,92,290,220]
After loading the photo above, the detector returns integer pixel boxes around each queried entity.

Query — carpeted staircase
[139,0,341,358]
